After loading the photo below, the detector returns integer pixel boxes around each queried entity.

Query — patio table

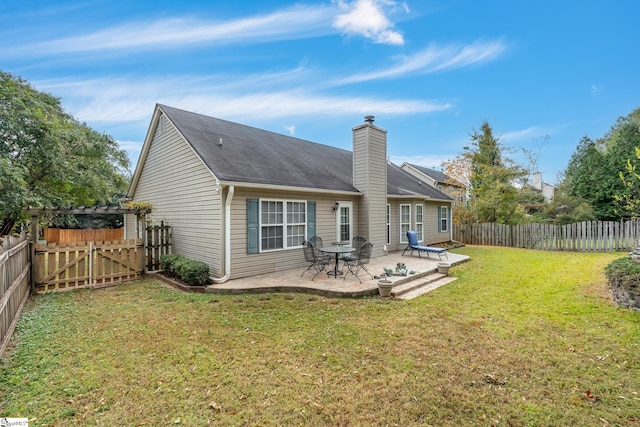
[320,245,355,278]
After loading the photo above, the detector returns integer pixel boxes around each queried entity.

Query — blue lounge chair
[402,230,448,260]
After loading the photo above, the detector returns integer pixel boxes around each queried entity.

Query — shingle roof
[387,162,452,199]
[159,104,451,200]
[405,163,464,188]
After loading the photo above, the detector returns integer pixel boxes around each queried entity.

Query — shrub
[159,253,210,286]
[159,254,182,276]
[604,257,640,291]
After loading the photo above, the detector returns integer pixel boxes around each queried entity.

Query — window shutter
[437,206,442,232]
[247,198,259,254]
[447,205,452,232]
[307,201,316,240]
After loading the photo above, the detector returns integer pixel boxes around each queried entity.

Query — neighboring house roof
[403,163,465,188]
[153,104,451,201]
[386,162,449,198]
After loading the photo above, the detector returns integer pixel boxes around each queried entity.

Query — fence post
[29,215,40,294]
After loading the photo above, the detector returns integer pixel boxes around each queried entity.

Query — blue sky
[2,0,639,185]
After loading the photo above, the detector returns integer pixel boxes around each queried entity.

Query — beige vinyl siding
[352,124,387,258]
[423,203,449,245]
[124,214,141,239]
[129,115,223,275]
[387,199,450,250]
[352,127,368,236]
[387,201,399,251]
[228,188,359,280]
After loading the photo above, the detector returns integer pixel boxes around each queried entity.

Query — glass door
[335,201,353,244]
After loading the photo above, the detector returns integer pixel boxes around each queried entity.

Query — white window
[286,201,307,248]
[260,200,306,251]
[386,204,391,245]
[416,204,424,242]
[440,206,449,232]
[400,204,411,243]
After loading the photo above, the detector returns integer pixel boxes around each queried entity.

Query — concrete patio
[205,249,470,298]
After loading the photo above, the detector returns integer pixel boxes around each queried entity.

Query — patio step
[392,272,458,300]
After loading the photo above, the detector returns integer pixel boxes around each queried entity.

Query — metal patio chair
[343,242,373,283]
[341,235,367,263]
[301,241,332,280]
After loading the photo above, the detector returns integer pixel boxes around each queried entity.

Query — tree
[564,107,640,220]
[0,71,130,235]
[564,136,612,218]
[444,121,527,224]
[617,146,640,218]
[537,176,596,224]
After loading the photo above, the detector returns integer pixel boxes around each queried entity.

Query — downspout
[212,185,234,283]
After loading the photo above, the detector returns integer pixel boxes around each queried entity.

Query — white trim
[386,203,391,245]
[212,186,234,284]
[440,205,449,232]
[258,198,307,252]
[400,204,411,243]
[219,181,363,196]
[128,104,222,199]
[415,203,424,242]
[335,201,353,244]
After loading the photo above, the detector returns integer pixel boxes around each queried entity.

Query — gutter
[212,185,234,283]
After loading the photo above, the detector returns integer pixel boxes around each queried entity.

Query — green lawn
[1,246,639,426]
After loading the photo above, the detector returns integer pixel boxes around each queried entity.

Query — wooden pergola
[22,206,150,240]
[22,206,150,290]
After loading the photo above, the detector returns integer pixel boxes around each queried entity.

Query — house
[125,105,453,282]
[400,163,467,204]
[530,172,555,203]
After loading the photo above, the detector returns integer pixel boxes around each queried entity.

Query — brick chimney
[352,116,387,258]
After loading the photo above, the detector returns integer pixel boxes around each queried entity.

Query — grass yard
[1,246,639,426]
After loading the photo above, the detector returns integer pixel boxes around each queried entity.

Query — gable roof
[160,104,358,193]
[137,104,451,201]
[403,163,465,188]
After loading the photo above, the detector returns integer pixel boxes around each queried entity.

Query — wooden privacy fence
[0,232,30,357]
[34,239,144,293]
[44,228,124,244]
[453,219,640,252]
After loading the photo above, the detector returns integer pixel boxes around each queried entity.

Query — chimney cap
[364,115,375,124]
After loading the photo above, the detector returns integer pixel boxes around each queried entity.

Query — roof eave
[387,194,453,202]
[218,181,363,196]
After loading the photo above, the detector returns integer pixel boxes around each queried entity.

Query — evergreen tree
[565,107,640,220]
[444,121,527,224]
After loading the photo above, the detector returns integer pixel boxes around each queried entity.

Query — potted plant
[378,268,394,297]
[395,262,407,276]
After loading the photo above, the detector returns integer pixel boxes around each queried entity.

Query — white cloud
[332,0,407,45]
[15,5,336,55]
[36,75,452,124]
[498,127,541,142]
[336,39,506,84]
[284,125,296,136]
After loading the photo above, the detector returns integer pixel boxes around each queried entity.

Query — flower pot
[377,280,393,297]
[437,262,450,275]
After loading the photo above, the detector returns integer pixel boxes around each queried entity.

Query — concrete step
[393,274,458,300]
[391,271,446,296]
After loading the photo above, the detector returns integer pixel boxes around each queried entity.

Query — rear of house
[126,105,452,281]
